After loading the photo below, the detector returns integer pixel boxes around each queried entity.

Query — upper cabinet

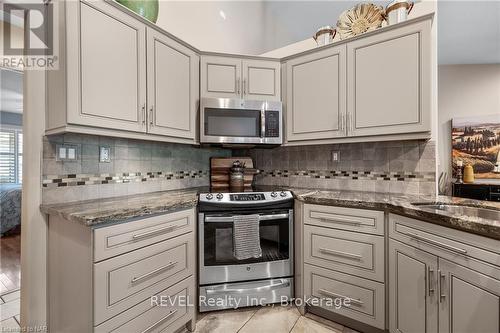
[47,0,199,144]
[201,56,281,101]
[71,1,147,133]
[347,19,431,137]
[283,16,433,144]
[286,46,346,141]
[146,28,199,140]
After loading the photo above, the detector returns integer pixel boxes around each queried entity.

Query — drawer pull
[206,279,290,295]
[140,309,178,333]
[319,248,362,261]
[132,225,179,241]
[311,212,361,225]
[404,232,467,255]
[131,261,177,284]
[318,288,364,306]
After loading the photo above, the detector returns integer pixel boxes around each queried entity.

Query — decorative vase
[116,0,159,23]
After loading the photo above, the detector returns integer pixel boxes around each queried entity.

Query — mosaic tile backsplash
[233,140,437,195]
[42,134,230,204]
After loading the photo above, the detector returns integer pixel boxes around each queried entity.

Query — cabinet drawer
[304,225,384,282]
[304,204,384,235]
[93,208,195,262]
[95,276,195,333]
[94,233,194,325]
[304,264,385,329]
[389,214,500,273]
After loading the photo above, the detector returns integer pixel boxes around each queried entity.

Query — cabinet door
[242,60,281,101]
[389,239,438,333]
[72,1,146,132]
[286,45,347,141]
[146,28,199,140]
[347,19,431,137]
[201,56,241,99]
[438,258,500,333]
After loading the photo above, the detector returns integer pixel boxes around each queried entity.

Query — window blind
[0,129,22,184]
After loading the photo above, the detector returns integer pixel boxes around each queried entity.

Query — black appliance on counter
[453,183,500,201]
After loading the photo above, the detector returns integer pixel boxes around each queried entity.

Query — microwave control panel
[265,111,280,137]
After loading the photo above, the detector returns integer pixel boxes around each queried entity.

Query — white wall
[156,1,266,55]
[438,64,500,180]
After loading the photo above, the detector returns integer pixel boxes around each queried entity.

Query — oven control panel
[199,191,292,204]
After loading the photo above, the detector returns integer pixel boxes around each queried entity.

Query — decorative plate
[336,3,385,40]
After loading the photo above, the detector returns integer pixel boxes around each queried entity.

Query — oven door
[199,210,293,285]
[200,98,282,144]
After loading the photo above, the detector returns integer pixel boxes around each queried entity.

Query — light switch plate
[56,144,79,161]
[99,146,111,163]
[332,151,340,161]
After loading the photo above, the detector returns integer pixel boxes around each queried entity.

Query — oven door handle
[204,213,289,223]
[205,279,290,295]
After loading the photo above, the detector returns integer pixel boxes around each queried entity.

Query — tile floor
[189,305,360,333]
[0,289,21,330]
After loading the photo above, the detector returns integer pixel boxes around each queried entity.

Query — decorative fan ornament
[336,3,385,40]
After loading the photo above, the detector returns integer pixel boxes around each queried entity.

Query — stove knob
[216,193,224,200]
[280,191,287,197]
[270,191,278,198]
[205,193,213,200]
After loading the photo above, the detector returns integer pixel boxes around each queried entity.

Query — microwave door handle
[261,110,266,138]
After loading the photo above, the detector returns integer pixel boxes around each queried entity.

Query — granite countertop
[40,186,500,240]
[40,187,202,226]
[292,189,500,240]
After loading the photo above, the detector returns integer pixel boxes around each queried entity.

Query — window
[0,128,22,184]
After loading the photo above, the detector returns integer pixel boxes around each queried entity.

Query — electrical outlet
[99,146,111,163]
[332,151,340,162]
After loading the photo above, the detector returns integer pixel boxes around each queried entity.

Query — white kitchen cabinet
[47,208,197,333]
[389,239,438,333]
[347,19,431,137]
[201,56,281,101]
[242,59,281,101]
[285,46,347,141]
[438,258,500,333]
[200,56,242,99]
[389,214,500,333]
[147,28,199,140]
[47,0,199,144]
[70,0,147,133]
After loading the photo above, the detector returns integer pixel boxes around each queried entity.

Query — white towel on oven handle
[233,214,262,260]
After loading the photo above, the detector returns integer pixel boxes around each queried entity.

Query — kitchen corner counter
[40,187,203,227]
[292,189,500,240]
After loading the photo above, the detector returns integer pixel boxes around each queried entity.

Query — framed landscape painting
[452,114,500,179]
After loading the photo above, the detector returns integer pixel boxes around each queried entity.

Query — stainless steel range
[198,190,294,312]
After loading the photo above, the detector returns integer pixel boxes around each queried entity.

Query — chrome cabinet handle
[318,289,364,306]
[140,310,178,333]
[438,270,446,302]
[428,266,434,295]
[319,248,362,261]
[132,224,179,241]
[149,105,154,126]
[141,104,146,125]
[236,78,240,95]
[311,212,361,225]
[404,232,467,255]
[206,279,290,295]
[131,261,177,284]
[243,79,247,95]
[204,213,289,223]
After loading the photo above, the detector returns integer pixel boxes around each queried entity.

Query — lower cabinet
[48,208,197,333]
[389,214,500,333]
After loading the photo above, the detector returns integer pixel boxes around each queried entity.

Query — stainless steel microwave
[200,97,283,145]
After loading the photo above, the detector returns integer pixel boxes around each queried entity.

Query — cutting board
[210,157,255,190]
